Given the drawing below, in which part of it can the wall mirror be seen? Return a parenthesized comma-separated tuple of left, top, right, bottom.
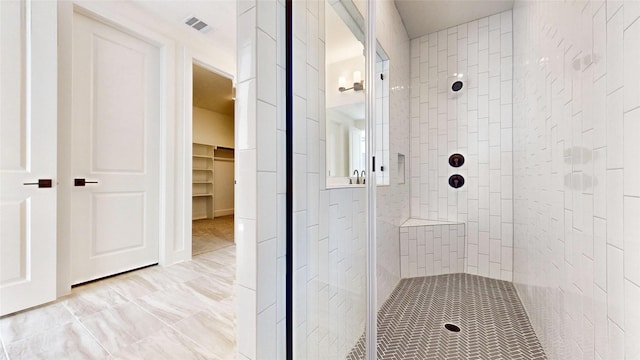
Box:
(325, 0, 389, 187)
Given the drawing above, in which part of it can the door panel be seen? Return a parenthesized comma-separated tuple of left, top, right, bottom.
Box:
(92, 192, 145, 255)
(70, 12, 160, 285)
(92, 35, 146, 173)
(0, 0, 57, 316)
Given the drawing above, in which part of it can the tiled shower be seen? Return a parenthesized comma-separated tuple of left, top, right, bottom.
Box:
(409, 11, 515, 281)
(235, 0, 640, 359)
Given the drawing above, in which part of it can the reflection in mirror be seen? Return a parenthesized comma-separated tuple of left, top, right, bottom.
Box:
(325, 0, 389, 187)
(325, 0, 365, 185)
(327, 103, 365, 178)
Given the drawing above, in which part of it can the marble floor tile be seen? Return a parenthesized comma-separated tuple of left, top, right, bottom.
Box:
(192, 216, 234, 256)
(80, 302, 167, 354)
(172, 310, 235, 359)
(110, 328, 218, 360)
(0, 302, 75, 344)
(61, 282, 129, 319)
(184, 275, 234, 303)
(0, 245, 236, 360)
(5, 321, 108, 359)
(135, 263, 203, 291)
(174, 256, 226, 276)
(102, 272, 162, 301)
(133, 284, 211, 325)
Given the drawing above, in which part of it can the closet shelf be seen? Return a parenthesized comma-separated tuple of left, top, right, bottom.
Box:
(192, 142, 235, 220)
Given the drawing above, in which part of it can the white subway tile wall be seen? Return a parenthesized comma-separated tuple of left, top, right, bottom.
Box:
(293, 0, 368, 358)
(370, 0, 412, 313)
(399, 223, 466, 278)
(288, 0, 409, 359)
(294, 0, 411, 358)
(513, 1, 640, 359)
(235, 0, 284, 359)
(409, 11, 514, 282)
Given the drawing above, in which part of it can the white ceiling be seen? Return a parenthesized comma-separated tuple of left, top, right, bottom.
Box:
(394, 0, 514, 39)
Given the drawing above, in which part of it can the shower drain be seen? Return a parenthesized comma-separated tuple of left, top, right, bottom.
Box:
(444, 323, 461, 332)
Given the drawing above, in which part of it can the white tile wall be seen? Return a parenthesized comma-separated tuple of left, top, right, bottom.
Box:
(409, 11, 514, 282)
(292, 0, 411, 358)
(400, 222, 465, 278)
(292, 1, 369, 358)
(235, 0, 284, 358)
(513, 1, 640, 359)
(239, 0, 410, 357)
(369, 0, 412, 312)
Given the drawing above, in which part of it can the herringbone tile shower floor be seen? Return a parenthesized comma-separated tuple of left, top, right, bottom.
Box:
(347, 273, 546, 360)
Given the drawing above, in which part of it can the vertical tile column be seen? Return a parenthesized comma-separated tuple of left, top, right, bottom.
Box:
(236, 0, 283, 359)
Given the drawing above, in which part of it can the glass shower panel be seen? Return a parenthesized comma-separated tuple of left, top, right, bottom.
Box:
(290, 0, 372, 358)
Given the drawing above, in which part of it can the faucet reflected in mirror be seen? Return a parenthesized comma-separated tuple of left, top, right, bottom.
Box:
(350, 169, 366, 184)
(351, 170, 359, 184)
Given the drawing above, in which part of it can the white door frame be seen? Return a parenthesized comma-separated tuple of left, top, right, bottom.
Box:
(57, 1, 178, 296)
(179, 49, 236, 259)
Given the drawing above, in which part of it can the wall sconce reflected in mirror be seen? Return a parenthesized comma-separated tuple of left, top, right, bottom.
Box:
(338, 71, 364, 92)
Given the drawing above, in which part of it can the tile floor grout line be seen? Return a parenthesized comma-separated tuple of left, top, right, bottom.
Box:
(0, 221, 236, 359)
(70, 306, 114, 359)
(346, 273, 547, 359)
(0, 334, 9, 360)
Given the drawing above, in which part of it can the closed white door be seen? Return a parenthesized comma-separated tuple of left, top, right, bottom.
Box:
(0, 0, 58, 316)
(69, 12, 160, 285)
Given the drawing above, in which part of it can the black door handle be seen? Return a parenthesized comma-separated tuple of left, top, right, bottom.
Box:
(74, 178, 99, 186)
(23, 179, 53, 188)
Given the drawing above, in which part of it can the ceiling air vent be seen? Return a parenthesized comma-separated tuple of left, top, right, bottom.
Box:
(184, 16, 211, 33)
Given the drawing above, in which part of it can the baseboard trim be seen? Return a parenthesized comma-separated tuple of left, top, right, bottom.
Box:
(214, 209, 234, 217)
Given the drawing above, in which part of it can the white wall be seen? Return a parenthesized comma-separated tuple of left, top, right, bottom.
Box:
(192, 106, 234, 148)
(369, 0, 412, 311)
(513, 1, 640, 359)
(409, 11, 514, 282)
(237, 0, 407, 357)
(213, 159, 234, 216)
(291, 0, 368, 357)
(290, 0, 412, 357)
(235, 0, 284, 358)
(56, 0, 235, 295)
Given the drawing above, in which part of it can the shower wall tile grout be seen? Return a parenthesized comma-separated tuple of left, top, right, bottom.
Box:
(513, 0, 640, 359)
(409, 10, 514, 282)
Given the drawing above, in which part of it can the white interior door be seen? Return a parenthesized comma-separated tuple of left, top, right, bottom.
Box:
(0, 0, 58, 316)
(70, 11, 160, 285)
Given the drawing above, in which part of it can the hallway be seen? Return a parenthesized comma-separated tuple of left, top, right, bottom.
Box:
(0, 246, 236, 359)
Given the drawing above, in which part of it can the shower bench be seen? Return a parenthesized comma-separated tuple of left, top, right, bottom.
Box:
(399, 219, 466, 278)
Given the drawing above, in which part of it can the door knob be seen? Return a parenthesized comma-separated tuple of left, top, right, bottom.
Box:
(23, 179, 53, 188)
(74, 178, 98, 187)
